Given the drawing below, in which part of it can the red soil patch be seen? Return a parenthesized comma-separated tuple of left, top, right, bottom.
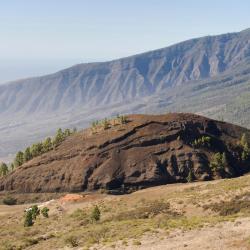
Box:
(59, 194, 84, 203)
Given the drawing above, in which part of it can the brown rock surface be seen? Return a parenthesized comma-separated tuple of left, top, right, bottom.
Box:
(1, 113, 250, 193)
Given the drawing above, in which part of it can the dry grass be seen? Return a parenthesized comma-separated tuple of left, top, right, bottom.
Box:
(1, 175, 250, 249)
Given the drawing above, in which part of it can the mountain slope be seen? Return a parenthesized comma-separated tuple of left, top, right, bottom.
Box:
(1, 113, 250, 193)
(1, 29, 250, 159)
(0, 29, 250, 115)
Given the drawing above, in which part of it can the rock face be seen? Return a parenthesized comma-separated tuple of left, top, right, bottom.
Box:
(1, 113, 250, 193)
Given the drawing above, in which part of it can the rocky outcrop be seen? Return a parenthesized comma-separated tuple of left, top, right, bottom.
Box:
(1, 113, 250, 193)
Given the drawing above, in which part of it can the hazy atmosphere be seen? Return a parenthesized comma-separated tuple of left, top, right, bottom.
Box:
(1, 0, 250, 83)
(1, 2, 250, 250)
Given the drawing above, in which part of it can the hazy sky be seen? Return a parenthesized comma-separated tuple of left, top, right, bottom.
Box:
(0, 0, 249, 83)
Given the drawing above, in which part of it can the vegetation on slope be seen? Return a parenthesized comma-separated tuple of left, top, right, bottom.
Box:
(0, 127, 77, 177)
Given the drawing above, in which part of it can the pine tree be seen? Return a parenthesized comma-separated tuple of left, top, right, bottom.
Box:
(53, 128, 64, 146)
(43, 137, 53, 152)
(0, 162, 8, 176)
(14, 151, 24, 167)
(24, 147, 32, 162)
(30, 142, 43, 157)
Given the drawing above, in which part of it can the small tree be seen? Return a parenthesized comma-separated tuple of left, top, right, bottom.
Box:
(14, 151, 24, 167)
(53, 128, 65, 146)
(31, 205, 40, 220)
(43, 137, 53, 152)
(91, 205, 101, 222)
(30, 142, 43, 157)
(24, 147, 32, 162)
(41, 207, 49, 218)
(24, 210, 33, 227)
(0, 162, 9, 176)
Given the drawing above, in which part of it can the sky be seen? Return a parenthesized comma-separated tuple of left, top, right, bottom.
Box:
(0, 0, 250, 83)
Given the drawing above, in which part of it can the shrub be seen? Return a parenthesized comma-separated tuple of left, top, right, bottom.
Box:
(91, 205, 101, 222)
(3, 196, 17, 205)
(41, 207, 49, 218)
(24, 210, 34, 227)
(192, 136, 211, 148)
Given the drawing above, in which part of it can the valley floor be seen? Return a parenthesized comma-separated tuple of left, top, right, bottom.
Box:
(1, 176, 250, 250)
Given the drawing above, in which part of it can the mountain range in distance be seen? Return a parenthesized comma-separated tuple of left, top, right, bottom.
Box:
(1, 28, 250, 160)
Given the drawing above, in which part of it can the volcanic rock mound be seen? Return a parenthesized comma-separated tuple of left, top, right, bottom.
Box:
(1, 113, 250, 193)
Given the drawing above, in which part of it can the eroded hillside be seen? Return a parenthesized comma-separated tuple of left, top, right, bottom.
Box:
(1, 113, 250, 193)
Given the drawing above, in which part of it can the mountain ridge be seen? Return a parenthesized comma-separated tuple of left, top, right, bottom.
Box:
(1, 29, 250, 115)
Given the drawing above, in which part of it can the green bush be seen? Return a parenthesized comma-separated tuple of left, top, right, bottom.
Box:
(3, 196, 17, 205)
(41, 207, 49, 218)
(24, 210, 34, 227)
